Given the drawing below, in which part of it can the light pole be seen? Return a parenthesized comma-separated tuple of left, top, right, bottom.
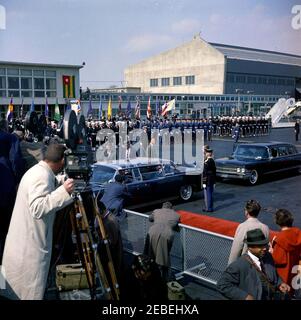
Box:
(235, 89, 243, 115)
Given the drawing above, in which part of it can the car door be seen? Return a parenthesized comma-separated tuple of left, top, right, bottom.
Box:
(162, 163, 183, 197)
(275, 145, 289, 172)
(286, 144, 300, 169)
(122, 167, 146, 205)
(268, 146, 282, 173)
(139, 165, 166, 202)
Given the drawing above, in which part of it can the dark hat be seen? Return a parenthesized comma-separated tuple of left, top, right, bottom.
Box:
(244, 229, 269, 246)
(205, 148, 213, 153)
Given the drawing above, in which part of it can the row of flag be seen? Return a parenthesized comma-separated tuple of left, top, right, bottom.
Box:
(6, 96, 61, 122)
(5, 96, 176, 122)
(84, 95, 175, 120)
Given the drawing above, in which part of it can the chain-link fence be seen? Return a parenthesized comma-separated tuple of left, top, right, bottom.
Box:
(122, 209, 234, 285)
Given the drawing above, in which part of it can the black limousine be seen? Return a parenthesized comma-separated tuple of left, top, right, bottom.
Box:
(90, 157, 202, 207)
(215, 143, 301, 185)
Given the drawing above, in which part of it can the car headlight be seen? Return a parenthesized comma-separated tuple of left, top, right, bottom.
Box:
(241, 168, 246, 173)
(236, 168, 241, 173)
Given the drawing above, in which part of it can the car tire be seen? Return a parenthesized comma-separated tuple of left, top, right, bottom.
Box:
(179, 185, 193, 201)
(249, 170, 259, 185)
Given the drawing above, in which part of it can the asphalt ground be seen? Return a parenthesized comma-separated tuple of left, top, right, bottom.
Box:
(137, 126, 301, 230)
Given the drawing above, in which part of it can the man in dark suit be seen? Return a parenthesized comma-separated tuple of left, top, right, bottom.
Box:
(217, 229, 290, 300)
(294, 120, 300, 142)
(100, 174, 131, 221)
(202, 148, 216, 212)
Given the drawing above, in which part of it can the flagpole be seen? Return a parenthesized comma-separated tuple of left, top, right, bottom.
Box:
(20, 96, 24, 119)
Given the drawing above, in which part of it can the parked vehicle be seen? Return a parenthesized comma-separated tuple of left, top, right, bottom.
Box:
(90, 157, 202, 206)
(215, 143, 301, 185)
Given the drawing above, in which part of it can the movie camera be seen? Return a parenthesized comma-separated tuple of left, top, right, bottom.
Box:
(24, 111, 48, 142)
(62, 109, 93, 181)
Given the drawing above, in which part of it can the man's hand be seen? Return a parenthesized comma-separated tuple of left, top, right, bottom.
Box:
(278, 282, 290, 293)
(63, 178, 74, 194)
(245, 294, 255, 300)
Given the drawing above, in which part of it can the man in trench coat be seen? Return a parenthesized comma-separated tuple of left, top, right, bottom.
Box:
(144, 202, 180, 281)
(1, 143, 74, 300)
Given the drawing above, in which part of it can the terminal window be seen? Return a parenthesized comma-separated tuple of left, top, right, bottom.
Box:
(185, 75, 195, 85)
(150, 78, 158, 87)
(173, 76, 182, 86)
(161, 78, 170, 86)
(0, 76, 6, 89)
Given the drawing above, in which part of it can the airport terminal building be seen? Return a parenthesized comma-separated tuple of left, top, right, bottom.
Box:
(0, 61, 82, 119)
(80, 35, 301, 119)
(124, 35, 301, 98)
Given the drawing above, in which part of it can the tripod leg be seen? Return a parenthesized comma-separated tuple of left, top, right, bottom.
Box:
(69, 204, 95, 298)
(92, 199, 120, 300)
(76, 195, 114, 300)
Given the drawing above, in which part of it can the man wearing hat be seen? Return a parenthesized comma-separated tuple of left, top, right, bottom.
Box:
(217, 229, 290, 300)
(202, 147, 216, 212)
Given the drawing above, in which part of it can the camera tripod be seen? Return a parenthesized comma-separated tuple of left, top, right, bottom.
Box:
(69, 191, 120, 300)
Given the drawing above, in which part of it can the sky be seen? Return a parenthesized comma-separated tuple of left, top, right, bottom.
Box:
(0, 0, 300, 88)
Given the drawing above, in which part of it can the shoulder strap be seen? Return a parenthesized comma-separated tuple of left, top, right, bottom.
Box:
(243, 255, 276, 294)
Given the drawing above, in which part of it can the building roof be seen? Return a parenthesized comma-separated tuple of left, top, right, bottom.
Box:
(210, 43, 301, 67)
(0, 61, 83, 69)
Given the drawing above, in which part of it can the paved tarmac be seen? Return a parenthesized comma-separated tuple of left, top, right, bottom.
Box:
(140, 126, 301, 230)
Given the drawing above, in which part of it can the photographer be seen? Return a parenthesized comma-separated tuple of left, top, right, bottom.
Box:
(1, 143, 74, 300)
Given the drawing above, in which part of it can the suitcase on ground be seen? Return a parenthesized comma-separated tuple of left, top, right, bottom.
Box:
(167, 281, 186, 300)
(56, 264, 89, 291)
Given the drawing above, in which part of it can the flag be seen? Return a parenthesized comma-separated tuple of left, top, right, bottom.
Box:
(45, 95, 49, 117)
(87, 95, 93, 118)
(146, 96, 152, 119)
(118, 96, 122, 115)
(135, 97, 140, 119)
(98, 98, 103, 120)
(161, 99, 175, 117)
(6, 97, 13, 122)
(126, 100, 131, 118)
(107, 97, 112, 120)
(155, 98, 160, 116)
(30, 98, 35, 112)
(54, 98, 61, 122)
(62, 75, 75, 98)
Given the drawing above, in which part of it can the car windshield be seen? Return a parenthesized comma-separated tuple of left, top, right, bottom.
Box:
(91, 166, 116, 184)
(234, 146, 269, 159)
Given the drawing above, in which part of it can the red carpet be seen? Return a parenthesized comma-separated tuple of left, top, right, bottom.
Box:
(178, 210, 278, 240)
